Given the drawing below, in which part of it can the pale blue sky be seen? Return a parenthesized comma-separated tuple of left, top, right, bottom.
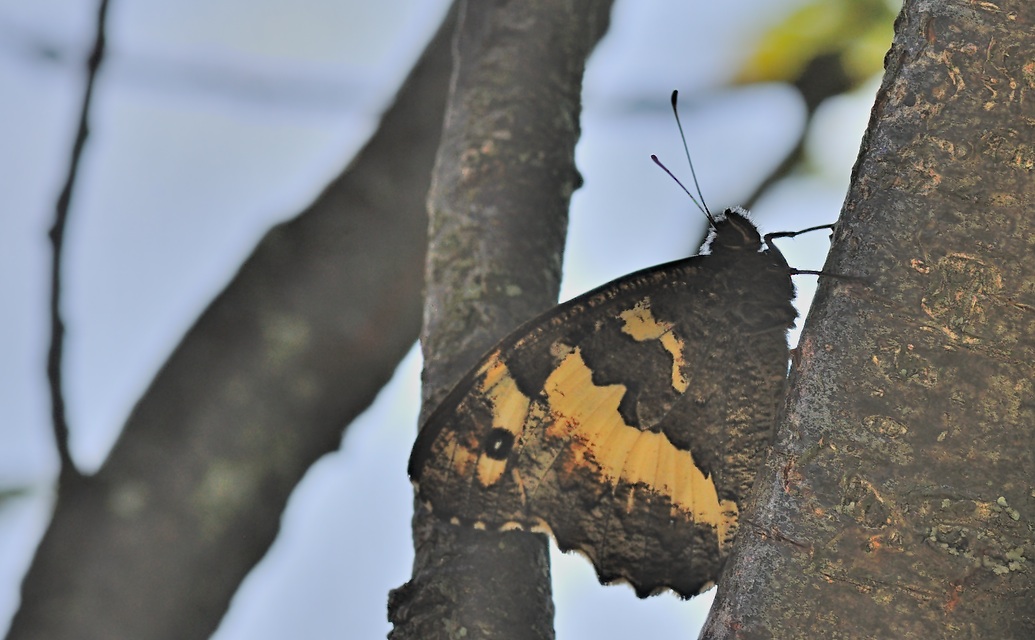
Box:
(0, 1, 873, 637)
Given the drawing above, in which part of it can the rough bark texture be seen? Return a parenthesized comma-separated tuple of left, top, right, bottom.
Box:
(7, 6, 455, 639)
(704, 0, 1035, 637)
(389, 1, 613, 638)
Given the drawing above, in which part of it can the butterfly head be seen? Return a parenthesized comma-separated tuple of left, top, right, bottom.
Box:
(705, 208, 763, 254)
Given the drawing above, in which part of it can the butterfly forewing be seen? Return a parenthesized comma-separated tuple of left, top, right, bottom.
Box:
(409, 210, 797, 598)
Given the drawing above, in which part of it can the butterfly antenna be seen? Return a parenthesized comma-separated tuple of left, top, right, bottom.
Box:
(670, 90, 712, 219)
(650, 155, 716, 226)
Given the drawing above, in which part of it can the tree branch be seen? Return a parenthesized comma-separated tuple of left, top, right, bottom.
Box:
(8, 4, 455, 639)
(47, 0, 110, 483)
(389, 1, 613, 638)
(704, 0, 1035, 635)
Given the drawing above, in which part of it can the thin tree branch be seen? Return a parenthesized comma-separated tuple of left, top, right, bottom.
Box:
(47, 0, 111, 483)
(742, 52, 854, 211)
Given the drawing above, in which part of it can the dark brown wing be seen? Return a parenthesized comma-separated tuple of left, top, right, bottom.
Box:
(409, 212, 796, 598)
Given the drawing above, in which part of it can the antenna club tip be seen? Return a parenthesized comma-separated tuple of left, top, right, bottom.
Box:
(670, 90, 678, 106)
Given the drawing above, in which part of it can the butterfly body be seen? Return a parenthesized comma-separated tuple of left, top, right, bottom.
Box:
(409, 209, 797, 598)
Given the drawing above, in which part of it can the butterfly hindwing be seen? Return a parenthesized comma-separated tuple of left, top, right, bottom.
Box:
(409, 210, 798, 598)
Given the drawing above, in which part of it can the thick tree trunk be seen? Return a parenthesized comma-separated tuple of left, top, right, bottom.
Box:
(7, 6, 455, 639)
(389, 1, 613, 638)
(704, 0, 1035, 637)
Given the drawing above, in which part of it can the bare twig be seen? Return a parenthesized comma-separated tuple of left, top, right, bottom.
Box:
(47, 0, 111, 482)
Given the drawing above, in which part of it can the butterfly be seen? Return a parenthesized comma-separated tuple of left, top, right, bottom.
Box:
(408, 202, 821, 597)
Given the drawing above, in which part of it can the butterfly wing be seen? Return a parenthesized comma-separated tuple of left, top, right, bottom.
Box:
(409, 242, 796, 598)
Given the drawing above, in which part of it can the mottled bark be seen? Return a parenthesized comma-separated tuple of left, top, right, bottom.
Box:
(704, 0, 1035, 637)
(389, 1, 613, 638)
